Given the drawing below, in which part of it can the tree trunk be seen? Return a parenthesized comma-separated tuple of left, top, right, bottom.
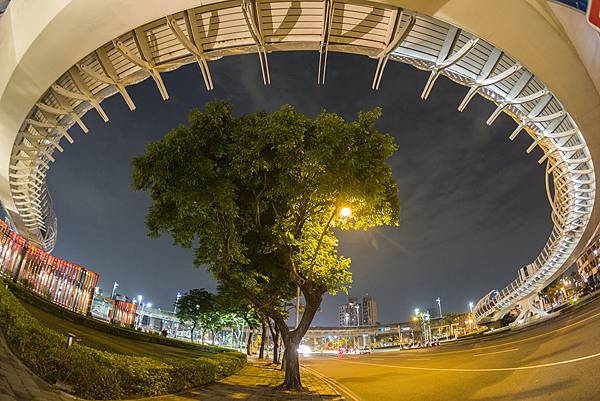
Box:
(267, 318, 280, 364)
(280, 341, 286, 371)
(259, 318, 267, 359)
(246, 330, 253, 355)
(191, 324, 196, 343)
(279, 336, 302, 389)
(273, 325, 280, 364)
(274, 291, 322, 391)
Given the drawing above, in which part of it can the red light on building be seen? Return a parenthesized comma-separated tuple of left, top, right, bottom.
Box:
(588, 0, 600, 32)
(0, 220, 99, 315)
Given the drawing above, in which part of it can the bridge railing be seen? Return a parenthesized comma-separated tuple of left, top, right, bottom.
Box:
(474, 225, 581, 322)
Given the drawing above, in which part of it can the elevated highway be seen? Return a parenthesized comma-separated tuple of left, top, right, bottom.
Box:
(0, 0, 599, 321)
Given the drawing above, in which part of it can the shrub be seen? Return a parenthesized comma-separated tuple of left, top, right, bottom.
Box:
(7, 281, 232, 354)
(0, 280, 246, 399)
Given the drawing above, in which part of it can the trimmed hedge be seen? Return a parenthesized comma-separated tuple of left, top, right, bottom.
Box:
(8, 282, 232, 354)
(0, 281, 246, 399)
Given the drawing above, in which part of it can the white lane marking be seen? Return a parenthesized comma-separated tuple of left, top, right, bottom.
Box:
(428, 305, 600, 356)
(474, 348, 518, 357)
(342, 351, 600, 372)
(302, 365, 362, 401)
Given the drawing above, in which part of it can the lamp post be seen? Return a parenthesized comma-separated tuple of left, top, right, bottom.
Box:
(413, 308, 424, 342)
(111, 281, 119, 299)
(134, 295, 143, 329)
(436, 297, 442, 318)
(468, 301, 474, 332)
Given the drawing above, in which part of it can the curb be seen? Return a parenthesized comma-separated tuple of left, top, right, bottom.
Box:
(301, 364, 360, 401)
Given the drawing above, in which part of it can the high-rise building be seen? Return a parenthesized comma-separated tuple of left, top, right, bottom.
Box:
(338, 296, 361, 326)
(362, 294, 378, 326)
(339, 294, 378, 326)
(576, 234, 600, 288)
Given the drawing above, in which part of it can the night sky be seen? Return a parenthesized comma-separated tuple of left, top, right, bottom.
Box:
(46, 51, 551, 326)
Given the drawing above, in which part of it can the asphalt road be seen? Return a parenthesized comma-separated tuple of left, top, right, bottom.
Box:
(301, 297, 600, 401)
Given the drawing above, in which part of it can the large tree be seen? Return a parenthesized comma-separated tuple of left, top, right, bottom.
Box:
(133, 101, 400, 389)
(175, 288, 215, 343)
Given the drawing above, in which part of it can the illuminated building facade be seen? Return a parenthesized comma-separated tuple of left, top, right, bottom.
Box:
(90, 295, 137, 326)
(112, 299, 137, 326)
(0, 219, 98, 314)
(576, 235, 600, 289)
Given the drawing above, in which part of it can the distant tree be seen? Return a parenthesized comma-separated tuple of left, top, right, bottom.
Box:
(217, 284, 263, 356)
(175, 289, 215, 343)
(133, 101, 400, 390)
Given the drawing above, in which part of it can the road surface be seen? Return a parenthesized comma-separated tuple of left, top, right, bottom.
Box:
(302, 297, 600, 401)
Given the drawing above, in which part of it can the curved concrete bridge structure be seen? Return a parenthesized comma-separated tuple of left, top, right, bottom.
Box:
(1, 0, 599, 322)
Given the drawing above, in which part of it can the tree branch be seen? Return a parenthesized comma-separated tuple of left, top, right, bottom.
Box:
(306, 206, 338, 273)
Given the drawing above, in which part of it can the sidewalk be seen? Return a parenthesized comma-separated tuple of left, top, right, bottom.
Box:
(0, 330, 70, 401)
(136, 361, 343, 401)
(0, 330, 342, 401)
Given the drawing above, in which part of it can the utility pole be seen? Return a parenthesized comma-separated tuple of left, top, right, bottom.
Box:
(111, 282, 119, 299)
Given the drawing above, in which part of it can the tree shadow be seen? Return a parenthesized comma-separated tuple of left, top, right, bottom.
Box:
(515, 340, 584, 365)
(470, 379, 575, 401)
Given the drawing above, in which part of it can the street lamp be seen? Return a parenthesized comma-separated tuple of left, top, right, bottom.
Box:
(423, 312, 431, 342)
(436, 297, 442, 318)
(467, 302, 475, 333)
(339, 207, 352, 218)
(355, 303, 360, 327)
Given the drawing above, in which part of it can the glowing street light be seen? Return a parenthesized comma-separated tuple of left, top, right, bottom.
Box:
(339, 207, 352, 218)
(467, 302, 475, 333)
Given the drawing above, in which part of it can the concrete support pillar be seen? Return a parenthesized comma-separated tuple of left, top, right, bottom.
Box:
(512, 293, 549, 326)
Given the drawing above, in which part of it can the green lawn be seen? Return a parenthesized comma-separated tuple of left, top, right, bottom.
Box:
(20, 301, 211, 362)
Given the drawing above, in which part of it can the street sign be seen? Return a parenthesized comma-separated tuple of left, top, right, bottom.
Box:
(588, 0, 600, 32)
